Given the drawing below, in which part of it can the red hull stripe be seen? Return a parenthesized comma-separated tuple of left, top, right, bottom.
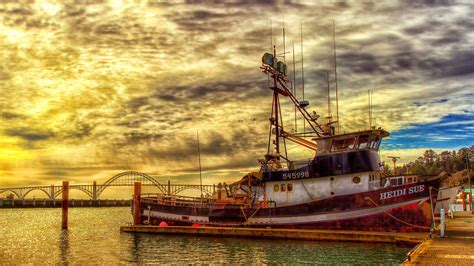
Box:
(247, 197, 428, 225)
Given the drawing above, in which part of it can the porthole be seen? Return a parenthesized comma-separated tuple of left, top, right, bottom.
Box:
(330, 191, 335, 196)
(352, 176, 361, 184)
(273, 184, 279, 192)
(281, 184, 286, 192)
(330, 177, 334, 181)
(287, 183, 293, 191)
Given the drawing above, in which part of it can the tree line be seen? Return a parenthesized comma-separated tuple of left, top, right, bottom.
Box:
(383, 146, 474, 177)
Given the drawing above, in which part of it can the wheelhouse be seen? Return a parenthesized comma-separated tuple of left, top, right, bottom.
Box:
(313, 129, 389, 156)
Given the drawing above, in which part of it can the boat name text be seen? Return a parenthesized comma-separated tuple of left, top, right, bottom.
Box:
(379, 185, 425, 200)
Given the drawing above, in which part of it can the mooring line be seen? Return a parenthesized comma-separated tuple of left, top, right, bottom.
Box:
(364, 196, 431, 230)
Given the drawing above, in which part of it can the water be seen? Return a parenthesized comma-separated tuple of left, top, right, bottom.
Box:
(0, 208, 411, 264)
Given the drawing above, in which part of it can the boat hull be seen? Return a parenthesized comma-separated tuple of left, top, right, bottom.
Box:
(138, 177, 441, 232)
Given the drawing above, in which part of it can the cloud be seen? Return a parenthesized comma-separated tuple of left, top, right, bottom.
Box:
(0, 1, 473, 186)
(5, 128, 55, 142)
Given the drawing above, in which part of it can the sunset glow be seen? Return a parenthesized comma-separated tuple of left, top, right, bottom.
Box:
(0, 1, 472, 187)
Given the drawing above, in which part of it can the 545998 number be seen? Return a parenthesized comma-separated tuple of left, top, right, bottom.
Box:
(282, 171, 309, 180)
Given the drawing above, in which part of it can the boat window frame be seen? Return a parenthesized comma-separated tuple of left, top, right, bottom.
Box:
(357, 134, 370, 149)
(331, 137, 357, 152)
(273, 184, 279, 192)
(369, 135, 381, 149)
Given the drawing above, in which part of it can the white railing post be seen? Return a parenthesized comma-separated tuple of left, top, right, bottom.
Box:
(440, 208, 446, 237)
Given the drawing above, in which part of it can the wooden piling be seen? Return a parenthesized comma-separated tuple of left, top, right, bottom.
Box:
(133, 182, 141, 225)
(62, 181, 69, 229)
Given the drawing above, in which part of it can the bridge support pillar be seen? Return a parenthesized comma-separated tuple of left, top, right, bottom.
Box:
(50, 185, 55, 200)
(92, 181, 97, 200)
(167, 180, 171, 195)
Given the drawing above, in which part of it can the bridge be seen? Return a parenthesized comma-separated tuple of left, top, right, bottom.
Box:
(0, 171, 216, 200)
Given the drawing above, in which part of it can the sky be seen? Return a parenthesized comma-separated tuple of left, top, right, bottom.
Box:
(0, 0, 473, 191)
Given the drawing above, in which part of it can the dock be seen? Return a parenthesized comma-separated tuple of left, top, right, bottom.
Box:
(121, 212, 474, 263)
(404, 212, 474, 265)
(120, 225, 427, 245)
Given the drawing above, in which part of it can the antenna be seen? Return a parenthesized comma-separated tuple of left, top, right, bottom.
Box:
(388, 156, 400, 175)
(371, 90, 374, 128)
(268, 19, 273, 89)
(333, 20, 340, 134)
(282, 19, 286, 63)
(327, 71, 332, 123)
(368, 89, 371, 129)
(270, 19, 273, 49)
(197, 131, 203, 199)
(300, 22, 305, 135)
(292, 42, 297, 133)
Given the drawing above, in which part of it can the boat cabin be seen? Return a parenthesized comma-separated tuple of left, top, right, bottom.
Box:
(313, 129, 389, 156)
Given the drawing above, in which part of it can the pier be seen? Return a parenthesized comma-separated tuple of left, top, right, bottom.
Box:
(404, 211, 474, 265)
(121, 211, 474, 264)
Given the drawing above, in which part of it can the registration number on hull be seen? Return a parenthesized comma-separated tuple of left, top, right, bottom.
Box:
(282, 170, 310, 180)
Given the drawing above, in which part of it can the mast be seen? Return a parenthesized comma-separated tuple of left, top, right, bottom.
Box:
(368, 89, 372, 129)
(292, 42, 297, 133)
(327, 71, 332, 124)
(300, 22, 305, 136)
(273, 45, 280, 159)
(282, 20, 286, 63)
(197, 131, 203, 199)
(333, 20, 340, 134)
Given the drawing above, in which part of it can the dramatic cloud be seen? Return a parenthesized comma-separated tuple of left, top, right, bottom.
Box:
(0, 1, 472, 187)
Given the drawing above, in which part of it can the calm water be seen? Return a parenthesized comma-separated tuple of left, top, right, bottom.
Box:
(0, 208, 411, 264)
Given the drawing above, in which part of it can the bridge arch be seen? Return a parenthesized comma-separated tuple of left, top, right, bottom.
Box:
(0, 189, 22, 199)
(54, 186, 93, 199)
(22, 188, 51, 199)
(96, 171, 167, 198)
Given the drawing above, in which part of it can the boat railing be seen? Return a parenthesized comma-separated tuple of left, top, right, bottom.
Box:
(140, 193, 250, 208)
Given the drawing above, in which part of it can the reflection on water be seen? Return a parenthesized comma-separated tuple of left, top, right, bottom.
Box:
(59, 230, 70, 264)
(0, 208, 411, 264)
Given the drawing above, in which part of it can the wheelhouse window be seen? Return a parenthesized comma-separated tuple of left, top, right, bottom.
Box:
(331, 137, 356, 151)
(390, 179, 398, 186)
(273, 184, 279, 192)
(287, 183, 293, 191)
(370, 136, 381, 149)
(358, 135, 370, 149)
(280, 184, 286, 192)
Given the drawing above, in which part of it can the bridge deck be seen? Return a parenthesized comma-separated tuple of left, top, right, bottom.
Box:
(0, 171, 216, 199)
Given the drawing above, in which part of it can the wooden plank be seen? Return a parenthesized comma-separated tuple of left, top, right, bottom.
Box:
(120, 225, 426, 245)
(404, 212, 474, 265)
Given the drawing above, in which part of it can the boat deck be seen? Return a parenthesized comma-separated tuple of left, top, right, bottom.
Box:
(404, 211, 474, 265)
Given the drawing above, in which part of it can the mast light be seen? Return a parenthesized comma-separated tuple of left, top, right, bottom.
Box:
(299, 100, 309, 108)
(276, 61, 287, 76)
(262, 53, 275, 67)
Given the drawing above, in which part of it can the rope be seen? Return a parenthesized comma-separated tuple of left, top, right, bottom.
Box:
(245, 204, 263, 223)
(365, 196, 431, 230)
(300, 179, 315, 202)
(240, 206, 248, 222)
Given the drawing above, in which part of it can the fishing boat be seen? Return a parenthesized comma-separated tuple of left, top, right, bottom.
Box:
(135, 47, 444, 233)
